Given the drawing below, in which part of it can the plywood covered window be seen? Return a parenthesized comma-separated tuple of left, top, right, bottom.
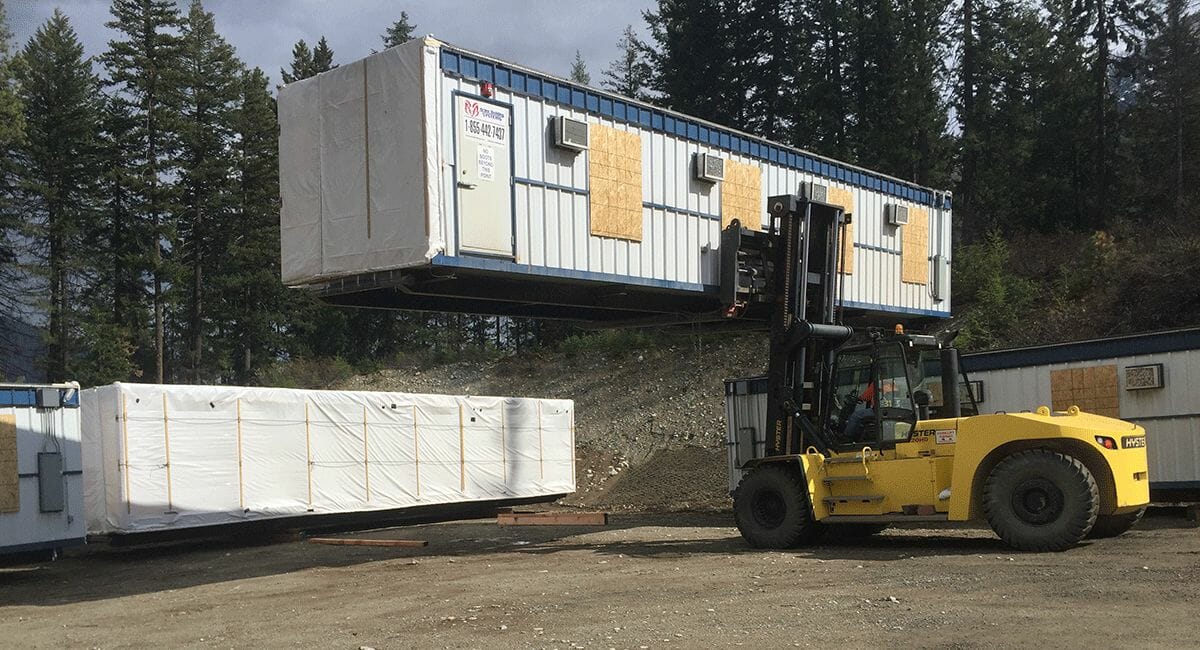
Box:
(588, 125, 643, 241)
(828, 187, 855, 275)
(901, 206, 929, 285)
(0, 415, 17, 513)
(720, 159, 762, 231)
(1050, 365, 1120, 417)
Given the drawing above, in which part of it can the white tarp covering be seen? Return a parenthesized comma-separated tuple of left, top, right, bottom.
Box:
(81, 383, 574, 535)
(278, 37, 443, 285)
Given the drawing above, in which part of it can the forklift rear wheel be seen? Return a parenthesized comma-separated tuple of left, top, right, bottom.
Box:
(983, 449, 1099, 552)
(734, 465, 823, 548)
(1086, 507, 1146, 539)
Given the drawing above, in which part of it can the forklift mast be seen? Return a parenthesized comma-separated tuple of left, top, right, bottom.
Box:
(721, 188, 854, 457)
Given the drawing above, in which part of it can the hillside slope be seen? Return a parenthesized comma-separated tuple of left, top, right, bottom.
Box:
(340, 334, 769, 511)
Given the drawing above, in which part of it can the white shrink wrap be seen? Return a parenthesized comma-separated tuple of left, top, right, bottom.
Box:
(81, 383, 574, 535)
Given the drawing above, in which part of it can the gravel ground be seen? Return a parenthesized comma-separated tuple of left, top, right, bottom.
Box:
(1, 512, 1196, 648)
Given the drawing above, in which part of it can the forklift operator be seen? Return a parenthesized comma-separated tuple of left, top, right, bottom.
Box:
(843, 379, 896, 440)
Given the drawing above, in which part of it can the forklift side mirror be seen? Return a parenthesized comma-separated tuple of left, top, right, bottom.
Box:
(913, 389, 932, 421)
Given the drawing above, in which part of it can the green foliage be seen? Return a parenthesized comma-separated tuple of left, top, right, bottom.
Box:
(569, 50, 590, 85)
(382, 12, 417, 48)
(953, 231, 1038, 350)
(13, 10, 104, 381)
(559, 329, 657, 358)
(601, 25, 653, 99)
(254, 356, 357, 390)
(281, 36, 334, 84)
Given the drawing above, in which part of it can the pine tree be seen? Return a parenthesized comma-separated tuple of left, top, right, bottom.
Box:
(102, 0, 185, 383)
(312, 36, 335, 73)
(13, 10, 104, 381)
(176, 0, 243, 382)
(216, 67, 291, 382)
(280, 39, 313, 84)
(0, 0, 26, 372)
(569, 50, 590, 85)
(644, 0, 748, 126)
(382, 11, 417, 48)
(1124, 0, 1200, 221)
(601, 25, 653, 100)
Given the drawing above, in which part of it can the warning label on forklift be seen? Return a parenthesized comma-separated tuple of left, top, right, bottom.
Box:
(935, 430, 957, 444)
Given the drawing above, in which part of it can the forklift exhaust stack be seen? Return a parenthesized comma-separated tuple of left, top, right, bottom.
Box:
(941, 347, 962, 418)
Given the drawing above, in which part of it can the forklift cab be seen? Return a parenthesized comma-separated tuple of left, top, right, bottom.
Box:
(824, 331, 977, 450)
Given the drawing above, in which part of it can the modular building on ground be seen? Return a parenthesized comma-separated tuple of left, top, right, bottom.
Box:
(81, 383, 575, 535)
(0, 383, 86, 557)
(962, 328, 1200, 499)
(278, 37, 953, 324)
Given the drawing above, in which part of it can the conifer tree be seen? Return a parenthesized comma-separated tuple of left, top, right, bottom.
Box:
(13, 10, 104, 381)
(101, 0, 185, 383)
(0, 0, 25, 373)
(382, 11, 417, 48)
(601, 25, 653, 100)
(280, 39, 313, 84)
(176, 0, 243, 381)
(569, 50, 591, 84)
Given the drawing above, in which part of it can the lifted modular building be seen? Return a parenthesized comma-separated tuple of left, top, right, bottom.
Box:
(278, 37, 953, 324)
(80, 383, 574, 535)
(0, 384, 86, 557)
(962, 328, 1200, 499)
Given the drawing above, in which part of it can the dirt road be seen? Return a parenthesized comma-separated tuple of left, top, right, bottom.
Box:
(2, 512, 1196, 649)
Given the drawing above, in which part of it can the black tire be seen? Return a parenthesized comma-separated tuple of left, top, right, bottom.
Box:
(983, 450, 1099, 552)
(733, 465, 823, 548)
(1087, 507, 1146, 539)
(826, 523, 888, 539)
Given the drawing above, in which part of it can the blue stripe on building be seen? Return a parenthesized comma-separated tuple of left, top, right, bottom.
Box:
(962, 327, 1200, 373)
(440, 47, 951, 210)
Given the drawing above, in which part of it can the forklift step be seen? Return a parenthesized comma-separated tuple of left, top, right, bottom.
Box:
(825, 456, 876, 465)
(822, 475, 871, 484)
(822, 495, 885, 504)
(823, 514, 949, 524)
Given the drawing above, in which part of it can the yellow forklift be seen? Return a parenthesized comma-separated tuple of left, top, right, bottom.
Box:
(721, 190, 1150, 551)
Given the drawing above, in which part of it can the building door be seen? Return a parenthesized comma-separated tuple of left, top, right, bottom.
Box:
(455, 94, 514, 257)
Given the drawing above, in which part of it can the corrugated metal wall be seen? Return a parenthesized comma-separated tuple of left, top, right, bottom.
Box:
(0, 386, 85, 554)
(968, 350, 1200, 486)
(436, 46, 952, 318)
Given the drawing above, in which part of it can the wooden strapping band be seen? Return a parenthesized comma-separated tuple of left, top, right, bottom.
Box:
(458, 403, 466, 493)
(236, 398, 245, 509)
(412, 404, 421, 497)
(500, 405, 507, 485)
(363, 405, 371, 502)
(305, 401, 313, 507)
(121, 392, 131, 514)
(162, 393, 173, 511)
(537, 402, 544, 480)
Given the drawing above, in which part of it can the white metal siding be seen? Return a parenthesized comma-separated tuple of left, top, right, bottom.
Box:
(0, 388, 85, 553)
(437, 50, 951, 317)
(968, 349, 1200, 485)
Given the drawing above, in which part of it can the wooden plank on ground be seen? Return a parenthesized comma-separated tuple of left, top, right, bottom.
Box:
(308, 537, 429, 548)
(497, 511, 608, 526)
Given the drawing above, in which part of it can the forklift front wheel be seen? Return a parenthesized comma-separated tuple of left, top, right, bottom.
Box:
(734, 465, 823, 548)
(983, 449, 1099, 552)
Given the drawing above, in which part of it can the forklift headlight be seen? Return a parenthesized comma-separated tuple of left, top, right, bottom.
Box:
(1094, 435, 1117, 450)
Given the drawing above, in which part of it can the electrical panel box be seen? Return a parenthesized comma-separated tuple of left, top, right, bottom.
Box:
(886, 204, 910, 226)
(36, 388, 60, 409)
(552, 115, 589, 151)
(37, 452, 64, 513)
(695, 153, 725, 182)
(932, 253, 949, 302)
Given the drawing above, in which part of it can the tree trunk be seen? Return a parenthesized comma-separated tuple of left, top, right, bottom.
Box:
(1094, 1, 1109, 226)
(960, 0, 976, 232)
(189, 204, 203, 382)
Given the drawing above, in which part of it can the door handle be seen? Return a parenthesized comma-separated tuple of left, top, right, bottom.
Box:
(457, 181, 477, 190)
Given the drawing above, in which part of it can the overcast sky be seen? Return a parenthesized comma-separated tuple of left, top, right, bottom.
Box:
(8, 0, 656, 87)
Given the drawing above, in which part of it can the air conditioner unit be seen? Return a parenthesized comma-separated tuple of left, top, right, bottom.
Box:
(797, 181, 828, 204)
(885, 204, 910, 226)
(695, 153, 725, 182)
(552, 116, 588, 151)
(1124, 364, 1164, 390)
